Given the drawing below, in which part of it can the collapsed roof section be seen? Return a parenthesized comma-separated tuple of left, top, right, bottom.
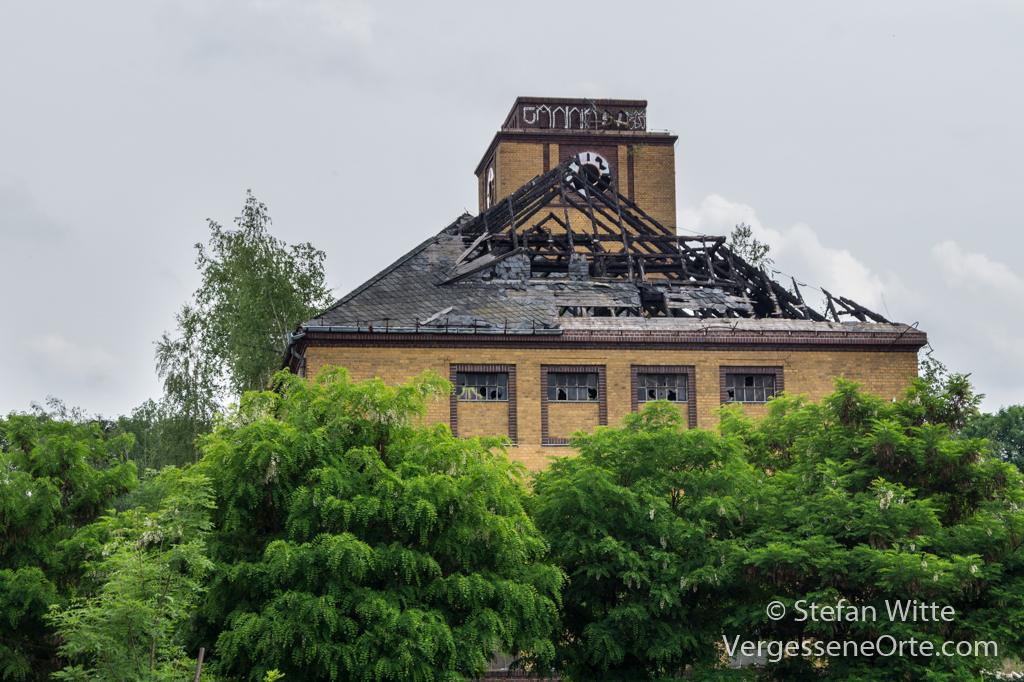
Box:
(436, 157, 887, 324)
(306, 156, 891, 334)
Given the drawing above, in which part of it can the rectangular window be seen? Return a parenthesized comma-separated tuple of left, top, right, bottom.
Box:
(637, 373, 687, 403)
(548, 372, 599, 402)
(631, 366, 696, 429)
(725, 373, 776, 403)
(456, 372, 508, 401)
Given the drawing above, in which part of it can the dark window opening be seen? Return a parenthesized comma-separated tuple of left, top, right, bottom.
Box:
(456, 372, 508, 401)
(638, 373, 687, 402)
(548, 372, 599, 402)
(725, 373, 776, 403)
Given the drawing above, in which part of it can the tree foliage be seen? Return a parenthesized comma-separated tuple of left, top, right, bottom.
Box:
(115, 397, 211, 474)
(157, 190, 333, 406)
(5, 350, 1024, 682)
(47, 467, 215, 682)
(964, 406, 1024, 473)
(194, 368, 564, 682)
(152, 304, 222, 462)
(718, 378, 1024, 681)
(728, 223, 773, 270)
(532, 402, 756, 681)
(0, 405, 137, 680)
(911, 354, 984, 432)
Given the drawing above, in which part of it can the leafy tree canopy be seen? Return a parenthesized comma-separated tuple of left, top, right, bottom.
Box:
(964, 407, 1024, 473)
(719, 379, 1024, 681)
(47, 466, 215, 682)
(912, 353, 984, 432)
(532, 402, 757, 682)
(156, 190, 333, 417)
(728, 223, 773, 271)
(0, 404, 137, 680)
(195, 368, 564, 682)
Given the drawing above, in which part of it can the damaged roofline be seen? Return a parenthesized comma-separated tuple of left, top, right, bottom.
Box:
(298, 325, 563, 335)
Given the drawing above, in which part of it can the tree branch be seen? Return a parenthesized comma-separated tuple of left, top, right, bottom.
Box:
(102, 650, 125, 682)
(152, 570, 175, 672)
(267, 289, 287, 352)
(128, 621, 144, 676)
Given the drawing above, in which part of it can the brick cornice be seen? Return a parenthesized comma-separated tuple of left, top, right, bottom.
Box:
(295, 327, 927, 356)
(475, 130, 677, 176)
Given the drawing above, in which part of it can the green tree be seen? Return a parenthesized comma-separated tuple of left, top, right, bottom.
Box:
(195, 368, 563, 682)
(964, 406, 1024, 472)
(912, 353, 984, 432)
(158, 191, 333, 403)
(116, 396, 212, 474)
(143, 191, 332, 470)
(728, 223, 773, 270)
(531, 402, 756, 681)
(719, 379, 1024, 680)
(47, 466, 215, 682)
(152, 303, 223, 462)
(0, 405, 137, 680)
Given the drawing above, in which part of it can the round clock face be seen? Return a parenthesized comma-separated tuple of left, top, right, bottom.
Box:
(566, 152, 612, 193)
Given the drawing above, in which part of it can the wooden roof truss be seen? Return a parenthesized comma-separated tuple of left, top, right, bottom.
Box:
(448, 158, 889, 323)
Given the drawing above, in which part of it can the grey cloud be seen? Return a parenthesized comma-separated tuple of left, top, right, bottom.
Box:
(158, 0, 376, 77)
(0, 175, 72, 248)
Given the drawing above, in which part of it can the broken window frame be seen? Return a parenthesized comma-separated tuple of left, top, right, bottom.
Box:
(720, 367, 783, 404)
(547, 372, 599, 402)
(541, 365, 608, 446)
(455, 371, 508, 402)
(637, 372, 688, 403)
(631, 365, 697, 428)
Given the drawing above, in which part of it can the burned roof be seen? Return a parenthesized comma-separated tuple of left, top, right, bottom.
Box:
(305, 157, 892, 334)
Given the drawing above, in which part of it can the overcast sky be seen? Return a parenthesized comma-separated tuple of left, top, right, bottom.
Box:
(2, 1, 1023, 417)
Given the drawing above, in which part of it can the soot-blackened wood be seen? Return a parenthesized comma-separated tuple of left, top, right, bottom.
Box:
(512, 188, 561, 229)
(838, 295, 890, 324)
(609, 178, 637, 281)
(616, 192, 674, 235)
(820, 289, 863, 321)
(507, 197, 519, 249)
(560, 189, 620, 239)
(443, 247, 526, 284)
(791, 277, 805, 305)
(558, 178, 575, 251)
(822, 289, 841, 323)
(442, 157, 891, 323)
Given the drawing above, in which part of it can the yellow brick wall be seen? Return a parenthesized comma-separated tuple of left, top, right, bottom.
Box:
(458, 401, 509, 438)
(478, 171, 487, 213)
(618, 145, 628, 191)
(548, 402, 601, 440)
(458, 401, 509, 439)
(305, 345, 918, 471)
(495, 142, 544, 204)
(632, 145, 676, 228)
(478, 139, 676, 242)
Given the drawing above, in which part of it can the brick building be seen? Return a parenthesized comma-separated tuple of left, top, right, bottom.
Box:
(285, 97, 926, 471)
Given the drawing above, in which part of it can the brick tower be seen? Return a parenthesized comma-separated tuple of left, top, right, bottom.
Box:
(475, 97, 677, 229)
